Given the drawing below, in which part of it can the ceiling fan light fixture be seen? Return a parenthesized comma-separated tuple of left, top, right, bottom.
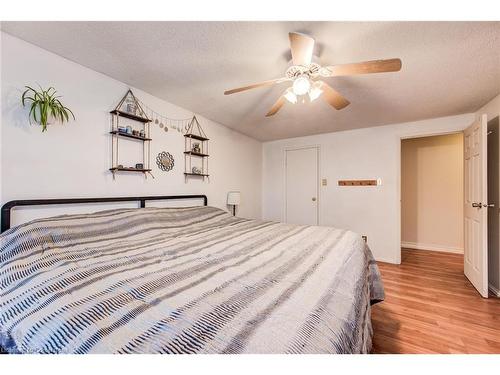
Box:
(308, 82, 323, 102)
(284, 88, 297, 103)
(292, 75, 311, 96)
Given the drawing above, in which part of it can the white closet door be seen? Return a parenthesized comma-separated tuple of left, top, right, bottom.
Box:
(285, 147, 319, 225)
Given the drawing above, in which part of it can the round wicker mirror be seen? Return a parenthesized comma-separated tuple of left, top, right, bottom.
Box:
(156, 151, 174, 171)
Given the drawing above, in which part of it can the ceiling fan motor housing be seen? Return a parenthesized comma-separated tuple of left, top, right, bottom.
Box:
(285, 63, 320, 79)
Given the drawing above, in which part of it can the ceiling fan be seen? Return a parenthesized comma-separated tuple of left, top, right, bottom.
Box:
(224, 32, 402, 117)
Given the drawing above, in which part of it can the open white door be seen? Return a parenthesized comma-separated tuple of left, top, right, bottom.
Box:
(464, 114, 488, 298)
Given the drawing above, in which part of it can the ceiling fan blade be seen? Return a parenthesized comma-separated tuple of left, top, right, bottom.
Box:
(289, 32, 315, 66)
(265, 95, 286, 117)
(324, 58, 402, 77)
(318, 81, 350, 110)
(224, 78, 288, 95)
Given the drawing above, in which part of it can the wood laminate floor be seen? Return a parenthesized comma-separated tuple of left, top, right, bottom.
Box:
(371, 248, 500, 354)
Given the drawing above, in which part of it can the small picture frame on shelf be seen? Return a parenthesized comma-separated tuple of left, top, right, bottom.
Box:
(135, 163, 144, 169)
(192, 142, 201, 153)
(126, 103, 137, 115)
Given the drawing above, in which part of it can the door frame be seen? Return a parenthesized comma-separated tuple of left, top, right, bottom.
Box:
(283, 145, 320, 225)
(397, 130, 464, 265)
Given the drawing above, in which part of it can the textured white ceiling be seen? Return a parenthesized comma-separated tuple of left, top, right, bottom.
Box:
(2, 21, 499, 141)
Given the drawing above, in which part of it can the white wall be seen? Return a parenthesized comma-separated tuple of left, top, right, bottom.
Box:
(476, 94, 500, 123)
(1, 32, 262, 225)
(262, 114, 475, 264)
(401, 133, 464, 253)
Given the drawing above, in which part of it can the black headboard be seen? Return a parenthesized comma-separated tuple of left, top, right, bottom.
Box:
(0, 195, 208, 233)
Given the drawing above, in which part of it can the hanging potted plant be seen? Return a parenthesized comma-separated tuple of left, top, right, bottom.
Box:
(21, 85, 75, 132)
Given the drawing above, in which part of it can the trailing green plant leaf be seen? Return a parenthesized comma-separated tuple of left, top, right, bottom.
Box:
(21, 85, 75, 132)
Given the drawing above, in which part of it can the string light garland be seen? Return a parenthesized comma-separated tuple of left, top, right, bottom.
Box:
(137, 99, 194, 134)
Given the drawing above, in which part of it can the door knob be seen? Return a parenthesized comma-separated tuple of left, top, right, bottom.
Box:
(312, 197, 317, 202)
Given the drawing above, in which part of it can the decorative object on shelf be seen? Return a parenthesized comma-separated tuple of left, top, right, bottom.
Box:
(124, 94, 137, 115)
(192, 142, 201, 153)
(110, 89, 153, 179)
(156, 151, 175, 171)
(21, 85, 75, 132)
(227, 191, 241, 216)
(126, 103, 136, 114)
(126, 103, 136, 115)
(184, 116, 209, 182)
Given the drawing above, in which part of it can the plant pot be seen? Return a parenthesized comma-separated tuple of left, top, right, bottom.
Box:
(35, 114, 57, 131)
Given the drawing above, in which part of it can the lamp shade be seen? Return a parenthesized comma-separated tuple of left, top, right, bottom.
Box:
(227, 191, 241, 205)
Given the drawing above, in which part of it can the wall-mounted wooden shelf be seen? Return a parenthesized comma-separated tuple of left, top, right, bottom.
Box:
(110, 131, 152, 141)
(184, 172, 209, 177)
(338, 179, 378, 186)
(183, 151, 209, 157)
(110, 109, 152, 123)
(110, 167, 152, 173)
(110, 90, 152, 180)
(185, 133, 209, 141)
(184, 116, 209, 182)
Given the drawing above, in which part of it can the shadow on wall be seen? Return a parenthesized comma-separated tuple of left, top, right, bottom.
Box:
(3, 84, 32, 133)
(487, 116, 500, 292)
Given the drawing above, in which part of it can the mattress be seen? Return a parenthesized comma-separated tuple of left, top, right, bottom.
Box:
(0, 206, 384, 354)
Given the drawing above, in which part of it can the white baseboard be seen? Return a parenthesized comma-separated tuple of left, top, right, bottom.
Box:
(401, 241, 463, 254)
(373, 256, 400, 265)
(489, 283, 500, 297)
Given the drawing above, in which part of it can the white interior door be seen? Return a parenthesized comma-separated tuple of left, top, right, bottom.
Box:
(285, 147, 318, 225)
(464, 114, 488, 298)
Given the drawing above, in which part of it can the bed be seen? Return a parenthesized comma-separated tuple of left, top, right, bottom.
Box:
(0, 195, 384, 354)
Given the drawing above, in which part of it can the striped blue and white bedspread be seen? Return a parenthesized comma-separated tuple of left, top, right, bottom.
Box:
(0, 206, 384, 354)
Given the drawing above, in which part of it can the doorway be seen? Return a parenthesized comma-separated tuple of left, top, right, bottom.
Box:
(284, 146, 319, 225)
(400, 118, 499, 298)
(401, 133, 464, 255)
